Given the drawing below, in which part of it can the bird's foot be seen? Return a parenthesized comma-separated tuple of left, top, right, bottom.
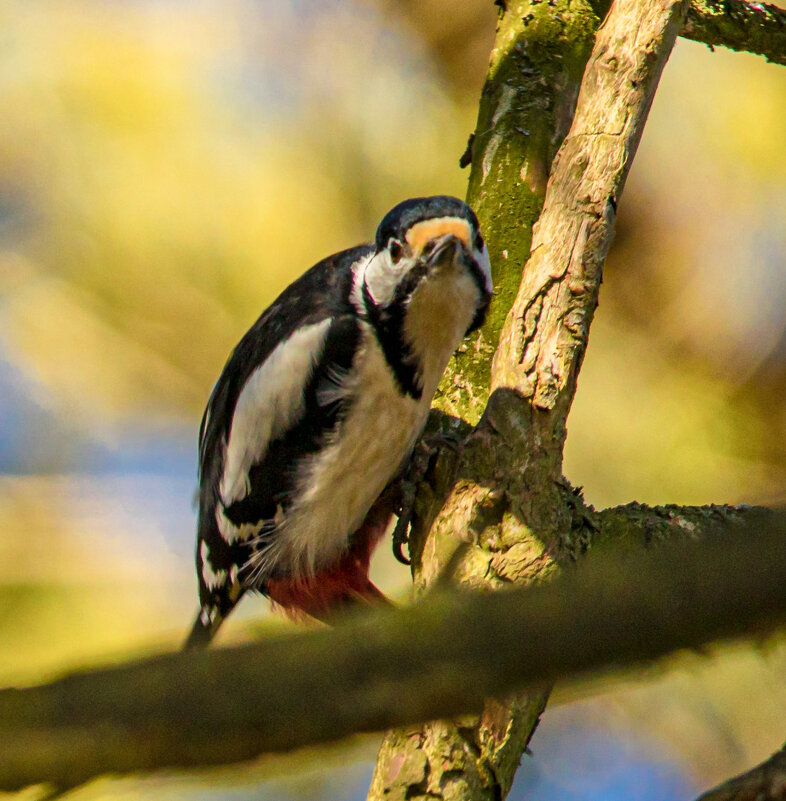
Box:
(391, 477, 415, 565)
(390, 431, 463, 565)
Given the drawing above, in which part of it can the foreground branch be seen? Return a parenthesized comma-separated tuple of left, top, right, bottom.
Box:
(695, 743, 786, 800)
(1, 512, 784, 792)
(683, 0, 786, 65)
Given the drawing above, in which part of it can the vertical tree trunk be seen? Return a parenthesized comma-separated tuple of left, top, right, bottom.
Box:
(368, 0, 688, 797)
(369, 8, 599, 798)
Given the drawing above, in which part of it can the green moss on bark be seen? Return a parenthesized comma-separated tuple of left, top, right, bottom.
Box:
(433, 0, 600, 425)
(683, 0, 786, 64)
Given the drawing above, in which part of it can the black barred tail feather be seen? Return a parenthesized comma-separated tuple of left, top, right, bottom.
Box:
(183, 587, 245, 650)
(183, 608, 219, 650)
(185, 511, 246, 651)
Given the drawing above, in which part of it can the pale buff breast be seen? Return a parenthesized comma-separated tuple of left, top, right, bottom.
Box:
(267, 332, 427, 578)
(254, 264, 481, 580)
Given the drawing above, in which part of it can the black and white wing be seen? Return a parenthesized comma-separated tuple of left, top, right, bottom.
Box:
(194, 244, 371, 622)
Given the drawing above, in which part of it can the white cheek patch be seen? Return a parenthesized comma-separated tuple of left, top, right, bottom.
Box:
(349, 252, 374, 313)
(361, 251, 410, 306)
(478, 242, 493, 294)
(219, 319, 332, 506)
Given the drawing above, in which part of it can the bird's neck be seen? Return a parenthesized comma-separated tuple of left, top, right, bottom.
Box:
(402, 269, 479, 393)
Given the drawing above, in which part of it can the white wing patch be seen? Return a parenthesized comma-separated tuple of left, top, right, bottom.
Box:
(244, 327, 425, 582)
(362, 250, 418, 307)
(219, 318, 332, 507)
(216, 504, 268, 545)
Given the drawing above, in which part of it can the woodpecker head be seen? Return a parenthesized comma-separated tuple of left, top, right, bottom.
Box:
(362, 196, 492, 336)
(355, 196, 493, 400)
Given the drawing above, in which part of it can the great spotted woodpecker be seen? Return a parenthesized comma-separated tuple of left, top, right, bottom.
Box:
(186, 195, 492, 648)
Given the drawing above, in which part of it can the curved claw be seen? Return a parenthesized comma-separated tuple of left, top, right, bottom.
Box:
(391, 513, 411, 565)
(388, 431, 458, 569)
(392, 536, 411, 566)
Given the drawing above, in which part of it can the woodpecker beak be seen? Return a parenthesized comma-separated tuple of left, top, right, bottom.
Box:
(424, 233, 465, 267)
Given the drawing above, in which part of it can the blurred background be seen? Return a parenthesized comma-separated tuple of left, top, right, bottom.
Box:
(0, 0, 784, 798)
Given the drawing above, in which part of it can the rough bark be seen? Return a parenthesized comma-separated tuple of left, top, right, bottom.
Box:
(593, 501, 775, 547)
(1, 509, 784, 793)
(491, 0, 689, 413)
(694, 743, 786, 800)
(368, 0, 691, 797)
(682, 0, 786, 65)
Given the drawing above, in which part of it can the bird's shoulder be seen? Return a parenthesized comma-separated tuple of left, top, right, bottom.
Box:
(198, 243, 372, 483)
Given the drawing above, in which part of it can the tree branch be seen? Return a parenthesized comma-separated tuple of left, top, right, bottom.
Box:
(491, 0, 688, 420)
(593, 502, 768, 547)
(435, 0, 600, 423)
(683, 0, 786, 65)
(694, 742, 786, 800)
(0, 511, 784, 793)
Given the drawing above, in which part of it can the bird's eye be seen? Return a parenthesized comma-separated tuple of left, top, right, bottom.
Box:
(475, 232, 485, 251)
(388, 238, 405, 263)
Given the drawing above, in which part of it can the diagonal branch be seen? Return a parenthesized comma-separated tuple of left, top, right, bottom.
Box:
(694, 742, 786, 800)
(491, 0, 689, 425)
(682, 0, 786, 65)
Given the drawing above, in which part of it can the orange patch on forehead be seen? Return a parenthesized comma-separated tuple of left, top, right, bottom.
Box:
(405, 217, 472, 256)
